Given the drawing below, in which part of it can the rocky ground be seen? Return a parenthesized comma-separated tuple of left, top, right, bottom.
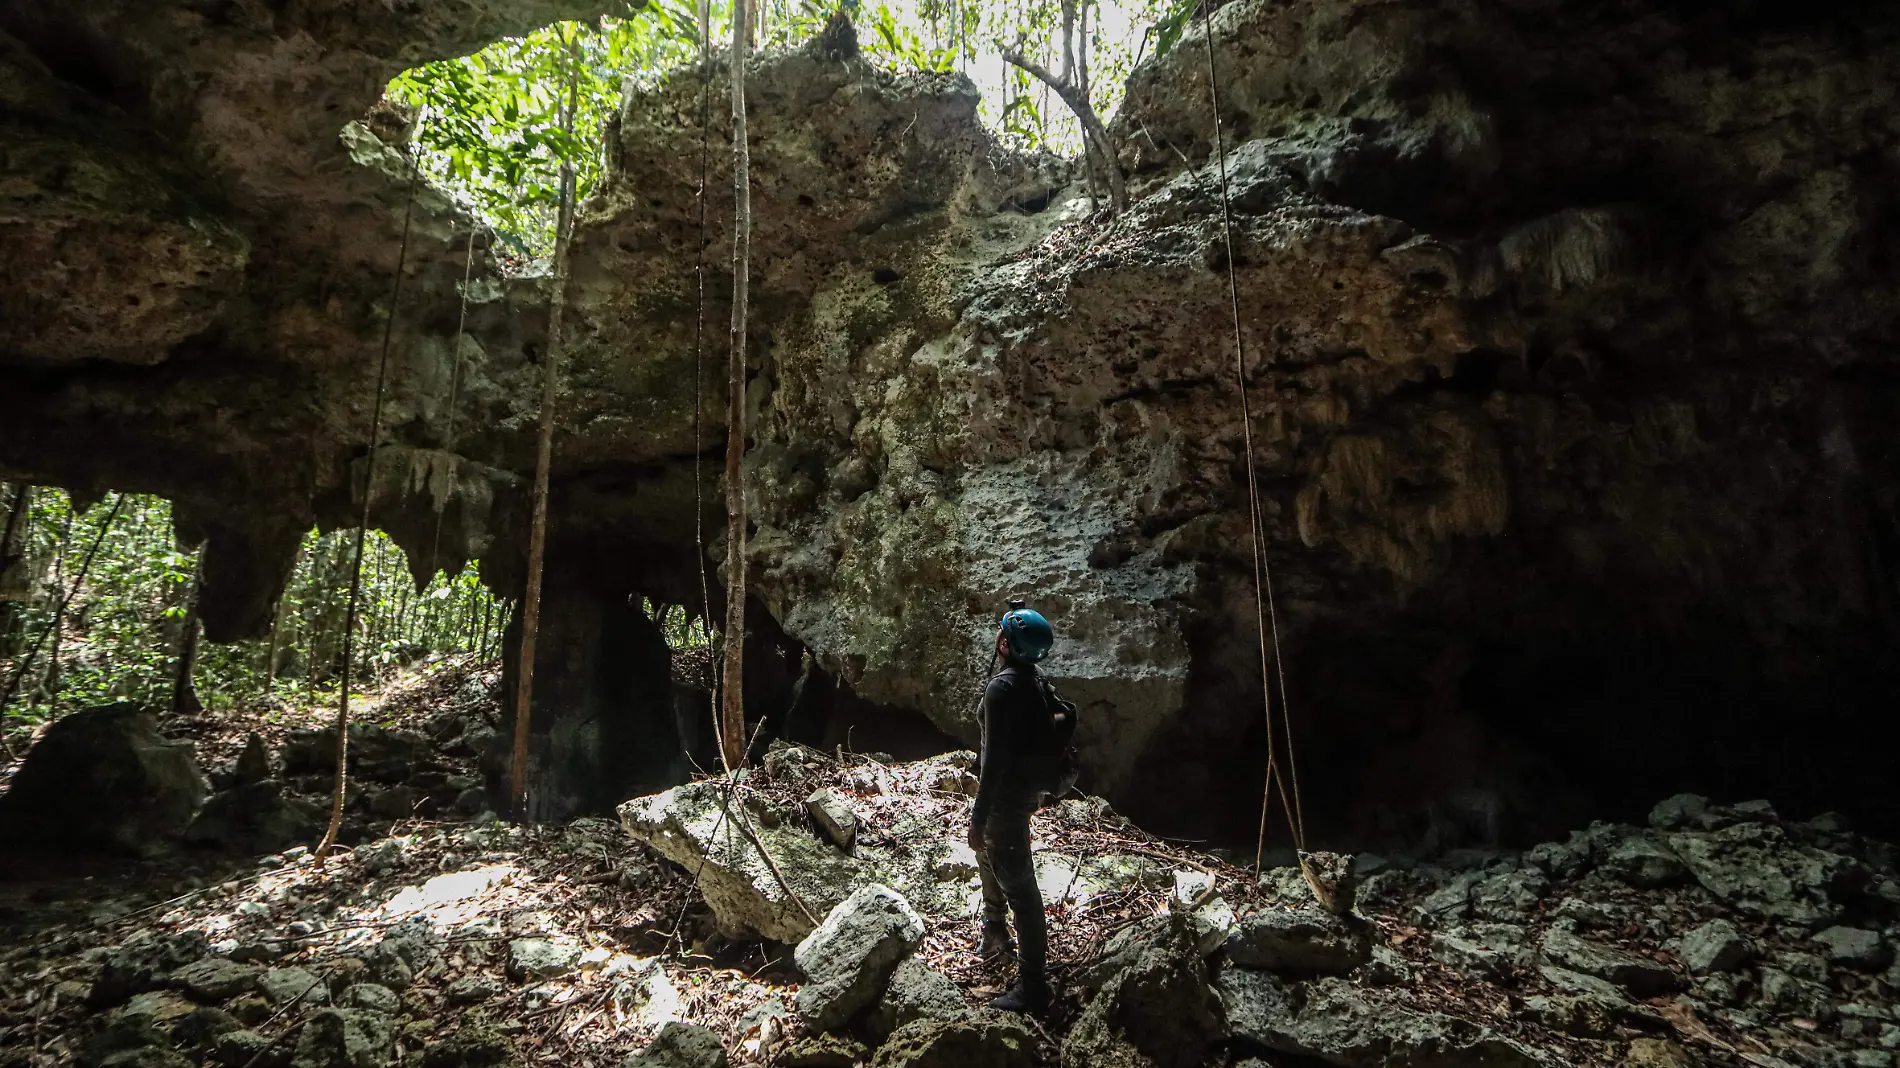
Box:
(0, 659, 1895, 1067)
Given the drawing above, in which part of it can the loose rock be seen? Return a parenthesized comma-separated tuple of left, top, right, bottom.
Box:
(869, 959, 965, 1039)
(258, 967, 329, 1007)
(289, 1008, 393, 1068)
(805, 789, 858, 851)
(872, 1010, 1037, 1068)
(793, 884, 925, 1030)
(1814, 927, 1891, 970)
(622, 1022, 728, 1068)
(1679, 919, 1753, 975)
(1602, 837, 1691, 889)
(507, 937, 583, 981)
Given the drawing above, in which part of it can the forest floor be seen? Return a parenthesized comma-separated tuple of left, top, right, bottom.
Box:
(0, 657, 1895, 1068)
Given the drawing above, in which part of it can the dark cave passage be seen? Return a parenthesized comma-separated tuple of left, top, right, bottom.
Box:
(1126, 600, 1900, 858)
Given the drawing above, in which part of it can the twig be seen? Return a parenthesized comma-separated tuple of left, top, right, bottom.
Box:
(239, 974, 328, 1068)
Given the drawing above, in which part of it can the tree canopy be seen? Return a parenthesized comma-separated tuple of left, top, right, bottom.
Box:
(386, 0, 1197, 256)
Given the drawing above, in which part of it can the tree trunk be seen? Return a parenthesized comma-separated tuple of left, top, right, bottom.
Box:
(170, 553, 205, 717)
(0, 484, 30, 659)
(720, 0, 753, 773)
(263, 543, 298, 698)
(509, 31, 583, 819)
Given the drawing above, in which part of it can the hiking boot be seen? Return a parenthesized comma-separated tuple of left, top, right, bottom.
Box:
(987, 975, 1050, 1014)
(977, 920, 1016, 960)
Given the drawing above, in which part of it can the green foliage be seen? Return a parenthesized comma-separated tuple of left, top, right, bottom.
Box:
(388, 9, 705, 258)
(378, 0, 1195, 241)
(0, 489, 511, 734)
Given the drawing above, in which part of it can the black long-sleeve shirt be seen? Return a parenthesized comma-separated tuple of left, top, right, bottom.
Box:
(972, 666, 1055, 828)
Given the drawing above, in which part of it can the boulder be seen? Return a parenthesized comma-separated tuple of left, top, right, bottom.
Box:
(793, 884, 925, 1030)
(211, 1029, 278, 1067)
(173, 1006, 244, 1050)
(339, 985, 398, 1015)
(1541, 926, 1683, 998)
(1224, 909, 1372, 976)
(869, 959, 966, 1039)
(1468, 868, 1551, 922)
(1077, 913, 1202, 993)
(184, 781, 324, 854)
(871, 1011, 1038, 1068)
(1063, 913, 1222, 1068)
(445, 975, 503, 1006)
(0, 703, 205, 854)
(622, 1023, 728, 1068)
(362, 918, 441, 991)
(1678, 920, 1753, 975)
(1219, 971, 1546, 1068)
(289, 1008, 393, 1068)
(1523, 994, 1619, 1038)
(1668, 824, 1861, 925)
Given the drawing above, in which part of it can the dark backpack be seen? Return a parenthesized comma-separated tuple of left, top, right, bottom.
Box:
(1032, 675, 1081, 803)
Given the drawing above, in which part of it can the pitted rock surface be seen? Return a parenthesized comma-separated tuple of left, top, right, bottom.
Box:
(793, 885, 925, 1032)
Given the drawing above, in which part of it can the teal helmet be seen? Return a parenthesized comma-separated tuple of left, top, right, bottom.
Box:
(999, 607, 1055, 663)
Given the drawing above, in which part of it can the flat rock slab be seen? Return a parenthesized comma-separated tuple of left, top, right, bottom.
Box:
(1541, 927, 1682, 998)
(1219, 970, 1547, 1068)
(794, 885, 925, 1031)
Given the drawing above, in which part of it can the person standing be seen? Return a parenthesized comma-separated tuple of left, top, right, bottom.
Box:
(969, 603, 1071, 1013)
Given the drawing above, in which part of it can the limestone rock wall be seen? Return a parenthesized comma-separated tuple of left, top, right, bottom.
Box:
(1, 0, 1898, 834)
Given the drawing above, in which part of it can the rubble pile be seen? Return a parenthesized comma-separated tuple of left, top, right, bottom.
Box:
(0, 737, 1894, 1067)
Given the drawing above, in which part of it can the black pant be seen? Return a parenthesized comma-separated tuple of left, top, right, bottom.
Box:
(977, 805, 1045, 980)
